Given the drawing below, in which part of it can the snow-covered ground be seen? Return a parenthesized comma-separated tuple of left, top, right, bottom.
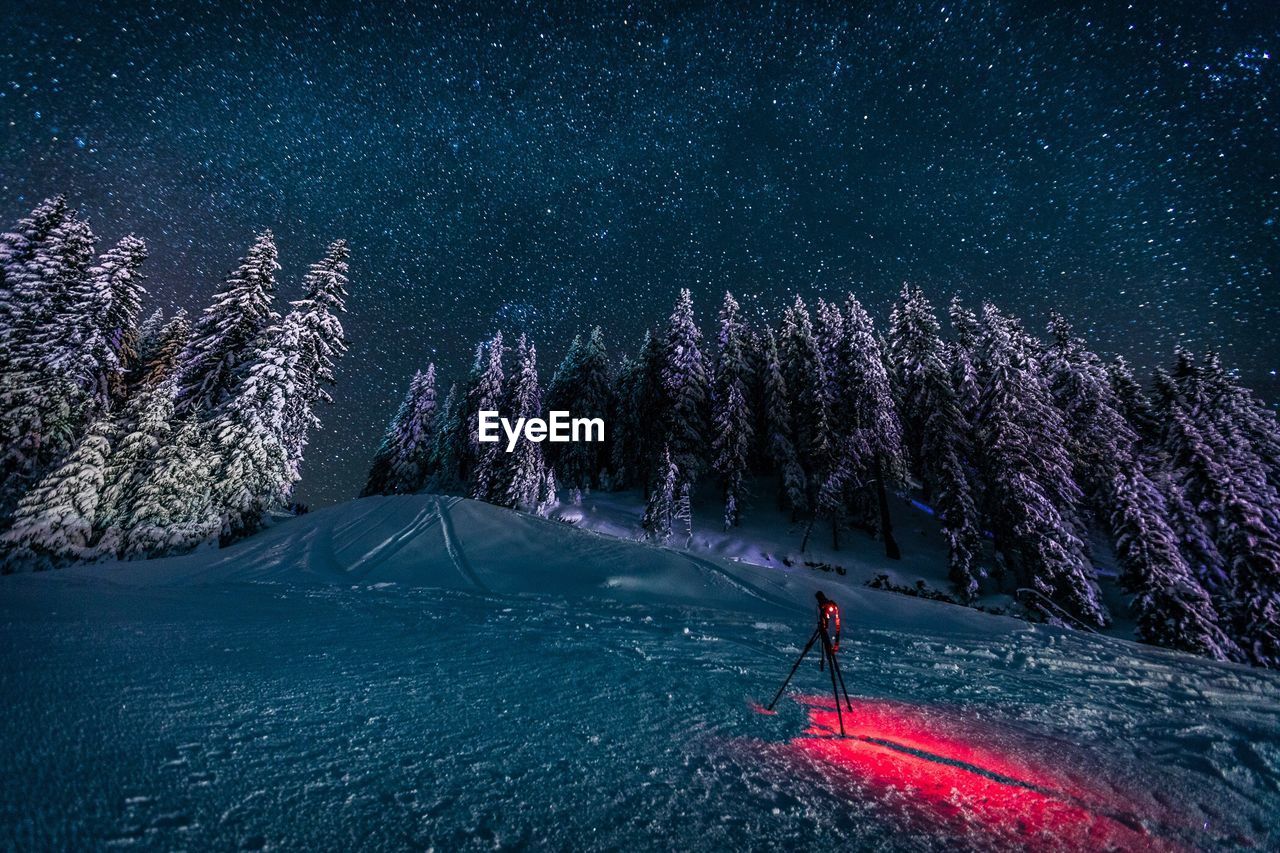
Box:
(2, 494, 1278, 849)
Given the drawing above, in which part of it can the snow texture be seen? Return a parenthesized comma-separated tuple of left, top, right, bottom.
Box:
(2, 494, 1278, 849)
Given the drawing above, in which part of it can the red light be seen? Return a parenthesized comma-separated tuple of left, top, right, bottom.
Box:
(751, 695, 1199, 851)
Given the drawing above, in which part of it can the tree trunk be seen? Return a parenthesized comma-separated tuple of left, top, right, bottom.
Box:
(875, 460, 901, 560)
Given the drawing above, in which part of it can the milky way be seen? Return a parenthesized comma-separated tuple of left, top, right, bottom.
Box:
(1, 0, 1276, 505)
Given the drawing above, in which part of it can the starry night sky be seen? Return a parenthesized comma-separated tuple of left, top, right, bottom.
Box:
(1, 0, 1276, 506)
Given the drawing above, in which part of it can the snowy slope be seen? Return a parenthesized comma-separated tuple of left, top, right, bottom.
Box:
(2, 494, 1278, 850)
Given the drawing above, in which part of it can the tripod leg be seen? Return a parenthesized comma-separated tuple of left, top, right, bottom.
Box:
(766, 628, 821, 711)
(823, 641, 845, 737)
(831, 653, 854, 711)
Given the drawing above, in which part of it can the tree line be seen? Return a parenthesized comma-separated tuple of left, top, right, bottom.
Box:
(365, 287, 1280, 668)
(0, 196, 349, 569)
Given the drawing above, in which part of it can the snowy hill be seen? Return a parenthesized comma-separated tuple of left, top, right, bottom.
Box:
(2, 494, 1278, 849)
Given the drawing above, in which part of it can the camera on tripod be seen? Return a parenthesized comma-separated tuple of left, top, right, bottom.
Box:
(765, 591, 854, 736)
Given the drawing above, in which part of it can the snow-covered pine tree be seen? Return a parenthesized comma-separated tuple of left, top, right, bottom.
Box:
(711, 292, 753, 528)
(132, 309, 167, 375)
(545, 334, 582, 477)
(536, 466, 559, 518)
(838, 295, 905, 559)
(1198, 350, 1280, 499)
(49, 235, 148, 416)
(814, 297, 847, 406)
(175, 232, 280, 414)
(660, 289, 710, 486)
(1043, 313, 1232, 655)
(93, 378, 178, 558)
(546, 326, 611, 491)
(1151, 368, 1230, 596)
(1162, 388, 1280, 667)
(948, 297, 982, 420)
(428, 383, 462, 490)
(779, 295, 832, 506)
(0, 420, 113, 572)
(885, 285, 980, 593)
(281, 240, 349, 483)
(208, 318, 300, 538)
(362, 369, 429, 497)
(606, 349, 642, 489)
(811, 431, 870, 550)
(923, 356, 983, 600)
(0, 196, 70, 367)
(138, 310, 190, 388)
(634, 328, 668, 494)
(469, 332, 506, 503)
(386, 365, 438, 494)
(502, 335, 547, 511)
(642, 446, 678, 542)
(125, 414, 220, 559)
(0, 208, 97, 518)
(975, 304, 1107, 627)
(97, 236, 148, 407)
(1107, 465, 1236, 659)
(1106, 356, 1160, 450)
(887, 283, 943, 487)
(759, 328, 807, 515)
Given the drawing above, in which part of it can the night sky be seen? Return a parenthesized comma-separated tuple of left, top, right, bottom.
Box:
(1, 0, 1276, 506)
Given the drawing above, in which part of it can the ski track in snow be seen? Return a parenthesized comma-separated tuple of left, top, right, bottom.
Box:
(344, 502, 442, 580)
(436, 497, 490, 594)
(676, 550, 805, 616)
(1, 494, 1277, 851)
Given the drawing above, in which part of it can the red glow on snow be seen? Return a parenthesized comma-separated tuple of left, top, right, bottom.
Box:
(781, 695, 1189, 851)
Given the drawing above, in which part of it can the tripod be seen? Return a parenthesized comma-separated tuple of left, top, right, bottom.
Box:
(766, 593, 854, 736)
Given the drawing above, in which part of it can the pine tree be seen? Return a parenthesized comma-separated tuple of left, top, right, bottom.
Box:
(125, 414, 220, 558)
(364, 378, 415, 497)
(0, 208, 98, 516)
(779, 295, 832, 505)
(759, 328, 807, 514)
(387, 366, 438, 494)
(660, 289, 709, 485)
(1107, 465, 1236, 659)
(607, 350, 642, 489)
(503, 335, 546, 511)
(363, 368, 436, 497)
(838, 295, 905, 559)
(1198, 351, 1280, 498)
(0, 196, 71, 366)
(175, 232, 280, 414)
(1163, 394, 1280, 666)
(48, 235, 148, 416)
(711, 292, 753, 528)
(923, 355, 983, 600)
(0, 421, 113, 572)
(1106, 356, 1160, 449)
(209, 319, 299, 538)
(132, 309, 167, 376)
(98, 236, 149, 407)
(546, 326, 611, 491)
(1043, 314, 1232, 655)
(642, 446, 678, 542)
(281, 240, 349, 482)
(139, 310, 190, 387)
(887, 283, 943, 486)
(814, 298, 847, 405)
(94, 379, 178, 558)
(975, 304, 1107, 627)
(633, 328, 667, 494)
(469, 332, 506, 503)
(428, 383, 463, 490)
(948, 297, 982, 420)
